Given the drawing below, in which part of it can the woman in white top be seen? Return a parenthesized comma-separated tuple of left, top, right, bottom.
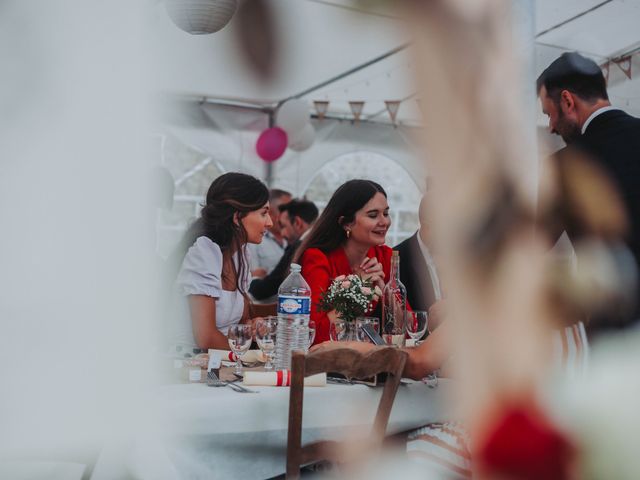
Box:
(172, 173, 273, 350)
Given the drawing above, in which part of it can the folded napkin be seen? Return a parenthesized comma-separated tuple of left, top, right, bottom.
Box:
(243, 371, 326, 387)
(208, 349, 266, 363)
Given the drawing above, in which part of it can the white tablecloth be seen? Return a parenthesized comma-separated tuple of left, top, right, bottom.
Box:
(92, 379, 454, 480)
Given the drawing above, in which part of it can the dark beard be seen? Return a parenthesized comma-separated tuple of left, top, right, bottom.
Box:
(557, 110, 582, 144)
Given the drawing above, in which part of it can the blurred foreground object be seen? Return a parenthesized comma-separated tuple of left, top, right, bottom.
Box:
(478, 404, 574, 480)
(164, 0, 237, 35)
(234, 0, 279, 82)
(539, 147, 638, 327)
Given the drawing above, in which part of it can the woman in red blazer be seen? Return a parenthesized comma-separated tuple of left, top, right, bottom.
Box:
(294, 179, 394, 344)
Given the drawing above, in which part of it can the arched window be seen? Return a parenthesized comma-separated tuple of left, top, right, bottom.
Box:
(156, 133, 225, 258)
(303, 151, 422, 246)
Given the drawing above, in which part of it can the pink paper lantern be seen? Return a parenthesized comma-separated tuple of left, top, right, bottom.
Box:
(256, 127, 288, 162)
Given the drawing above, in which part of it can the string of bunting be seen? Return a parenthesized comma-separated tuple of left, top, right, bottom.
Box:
(313, 98, 420, 124)
(601, 50, 638, 82)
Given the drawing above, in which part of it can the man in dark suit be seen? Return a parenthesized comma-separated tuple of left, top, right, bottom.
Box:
(394, 195, 442, 314)
(537, 51, 640, 323)
(249, 199, 318, 301)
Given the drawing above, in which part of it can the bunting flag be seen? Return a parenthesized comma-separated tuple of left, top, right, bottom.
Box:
(349, 101, 365, 123)
(385, 100, 401, 125)
(613, 55, 632, 80)
(313, 100, 329, 120)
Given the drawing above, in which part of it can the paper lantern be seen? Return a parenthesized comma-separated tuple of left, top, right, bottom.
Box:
(288, 123, 315, 152)
(165, 0, 237, 35)
(276, 100, 309, 135)
(256, 127, 287, 162)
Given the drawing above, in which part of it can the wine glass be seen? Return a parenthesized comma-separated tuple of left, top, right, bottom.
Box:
(356, 317, 380, 343)
(406, 311, 428, 346)
(227, 324, 253, 376)
(330, 318, 346, 341)
(255, 317, 277, 370)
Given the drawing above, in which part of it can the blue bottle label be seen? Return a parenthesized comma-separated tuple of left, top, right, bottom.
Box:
(278, 296, 311, 315)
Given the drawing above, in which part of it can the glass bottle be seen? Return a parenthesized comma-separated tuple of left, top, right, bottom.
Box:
(381, 250, 407, 347)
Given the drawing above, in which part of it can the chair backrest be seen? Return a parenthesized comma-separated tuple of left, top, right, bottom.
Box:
(249, 302, 277, 317)
(286, 346, 408, 479)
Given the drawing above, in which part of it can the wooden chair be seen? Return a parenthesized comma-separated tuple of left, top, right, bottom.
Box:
(249, 302, 277, 317)
(286, 346, 408, 479)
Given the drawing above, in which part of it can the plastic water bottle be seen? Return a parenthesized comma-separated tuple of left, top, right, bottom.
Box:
(275, 263, 311, 370)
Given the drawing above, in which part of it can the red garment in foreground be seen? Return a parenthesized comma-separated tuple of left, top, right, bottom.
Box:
(478, 404, 574, 480)
(300, 245, 393, 344)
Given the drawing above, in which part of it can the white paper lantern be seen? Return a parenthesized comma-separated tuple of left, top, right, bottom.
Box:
(165, 0, 237, 35)
(288, 123, 315, 152)
(276, 100, 310, 135)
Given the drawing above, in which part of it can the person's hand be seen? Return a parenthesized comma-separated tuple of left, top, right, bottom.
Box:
(309, 339, 375, 355)
(251, 268, 267, 278)
(428, 300, 447, 331)
(354, 257, 385, 290)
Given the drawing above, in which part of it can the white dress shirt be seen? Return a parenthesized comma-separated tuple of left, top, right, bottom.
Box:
(416, 233, 442, 301)
(247, 231, 287, 274)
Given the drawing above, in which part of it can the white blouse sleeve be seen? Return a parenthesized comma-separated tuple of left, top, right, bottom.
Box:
(177, 236, 223, 298)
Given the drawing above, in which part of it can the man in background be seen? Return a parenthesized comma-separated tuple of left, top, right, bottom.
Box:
(538, 51, 640, 324)
(248, 188, 292, 277)
(249, 199, 318, 301)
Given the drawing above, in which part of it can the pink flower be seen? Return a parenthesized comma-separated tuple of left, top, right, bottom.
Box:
(341, 281, 351, 288)
(361, 287, 372, 295)
(335, 275, 346, 282)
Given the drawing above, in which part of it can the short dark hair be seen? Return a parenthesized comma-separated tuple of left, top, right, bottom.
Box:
(269, 188, 291, 202)
(279, 199, 319, 225)
(536, 52, 608, 103)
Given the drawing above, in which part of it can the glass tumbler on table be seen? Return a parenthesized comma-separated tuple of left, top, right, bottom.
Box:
(305, 320, 316, 352)
(329, 318, 347, 341)
(227, 324, 253, 376)
(255, 316, 277, 370)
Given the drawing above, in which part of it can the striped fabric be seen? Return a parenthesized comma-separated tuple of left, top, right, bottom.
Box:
(407, 422, 471, 479)
(551, 320, 589, 378)
(406, 321, 589, 479)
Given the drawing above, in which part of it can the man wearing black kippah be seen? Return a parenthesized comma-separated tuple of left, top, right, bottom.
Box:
(537, 51, 640, 325)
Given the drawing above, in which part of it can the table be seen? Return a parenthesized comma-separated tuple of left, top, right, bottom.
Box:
(92, 378, 454, 480)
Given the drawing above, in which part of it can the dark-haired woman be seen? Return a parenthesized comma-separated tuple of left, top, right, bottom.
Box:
(170, 172, 273, 350)
(295, 179, 393, 344)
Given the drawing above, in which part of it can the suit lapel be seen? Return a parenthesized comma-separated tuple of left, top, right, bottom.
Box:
(408, 234, 436, 310)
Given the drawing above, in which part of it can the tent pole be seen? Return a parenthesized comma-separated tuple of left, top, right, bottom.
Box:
(278, 43, 410, 105)
(265, 111, 275, 187)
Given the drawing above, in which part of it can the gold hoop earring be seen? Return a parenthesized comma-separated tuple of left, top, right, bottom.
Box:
(346, 229, 351, 238)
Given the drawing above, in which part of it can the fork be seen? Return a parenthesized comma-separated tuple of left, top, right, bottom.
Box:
(207, 371, 257, 393)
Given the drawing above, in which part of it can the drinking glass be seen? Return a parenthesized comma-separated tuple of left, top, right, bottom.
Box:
(356, 317, 380, 343)
(255, 317, 277, 370)
(306, 320, 316, 351)
(406, 310, 428, 346)
(329, 318, 347, 341)
(227, 324, 253, 376)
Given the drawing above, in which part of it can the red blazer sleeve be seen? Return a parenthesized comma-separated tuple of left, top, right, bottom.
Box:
(300, 248, 332, 345)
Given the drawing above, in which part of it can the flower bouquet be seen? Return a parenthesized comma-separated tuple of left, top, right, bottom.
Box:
(318, 274, 382, 340)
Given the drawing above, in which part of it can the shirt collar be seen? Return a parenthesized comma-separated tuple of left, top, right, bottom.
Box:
(582, 106, 616, 134)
